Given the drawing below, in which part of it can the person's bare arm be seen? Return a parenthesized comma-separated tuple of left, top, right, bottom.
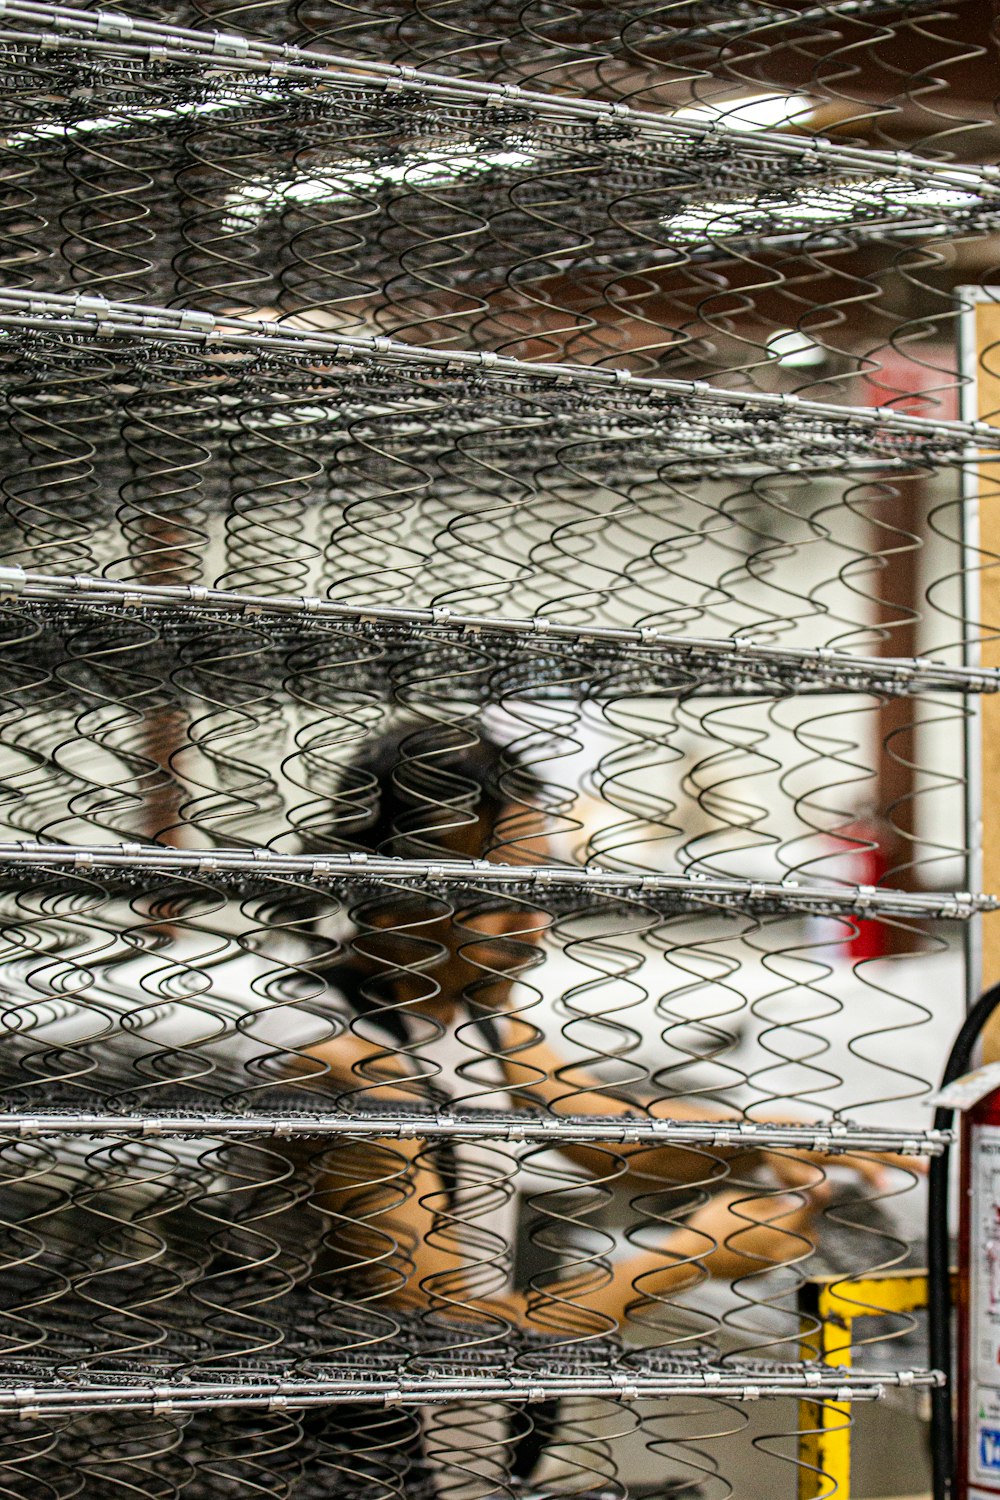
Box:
(298, 1022, 910, 1199)
(496, 1187, 822, 1331)
(312, 1125, 825, 1330)
(322, 1162, 823, 1328)
(489, 1017, 920, 1191)
(490, 1022, 740, 1181)
(294, 1027, 417, 1099)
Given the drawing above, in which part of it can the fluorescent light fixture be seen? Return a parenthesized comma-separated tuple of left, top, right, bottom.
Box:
(664, 179, 984, 239)
(767, 329, 827, 368)
(5, 93, 271, 148)
(7, 89, 989, 251)
(223, 144, 538, 226)
(670, 92, 816, 132)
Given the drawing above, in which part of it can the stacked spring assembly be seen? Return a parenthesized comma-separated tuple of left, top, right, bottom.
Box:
(0, 0, 995, 1494)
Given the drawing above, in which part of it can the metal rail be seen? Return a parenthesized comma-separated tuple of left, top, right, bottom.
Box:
(4, 16, 994, 277)
(0, 1367, 941, 1416)
(0, 289, 995, 483)
(0, 566, 995, 698)
(1, 288, 996, 456)
(0, 839, 989, 917)
(0, 0, 990, 210)
(0, 1107, 952, 1153)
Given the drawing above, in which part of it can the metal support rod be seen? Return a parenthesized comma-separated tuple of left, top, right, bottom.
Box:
(0, 1367, 942, 1417)
(1, 566, 997, 697)
(0, 0, 993, 209)
(1, 288, 998, 455)
(0, 1108, 953, 1152)
(0, 839, 990, 916)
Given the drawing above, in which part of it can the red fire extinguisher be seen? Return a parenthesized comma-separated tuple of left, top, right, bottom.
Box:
(928, 991, 1000, 1500)
(955, 1067, 1000, 1499)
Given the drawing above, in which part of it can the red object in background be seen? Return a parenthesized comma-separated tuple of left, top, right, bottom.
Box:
(820, 819, 895, 960)
(842, 821, 890, 961)
(958, 1084, 1000, 1500)
(864, 347, 959, 423)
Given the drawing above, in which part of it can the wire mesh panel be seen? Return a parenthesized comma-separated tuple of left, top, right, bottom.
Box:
(0, 0, 993, 1497)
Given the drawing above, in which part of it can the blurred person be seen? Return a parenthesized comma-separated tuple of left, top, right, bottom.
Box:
(296, 722, 914, 1330)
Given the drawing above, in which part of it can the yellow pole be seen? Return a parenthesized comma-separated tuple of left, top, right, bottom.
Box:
(797, 1270, 934, 1500)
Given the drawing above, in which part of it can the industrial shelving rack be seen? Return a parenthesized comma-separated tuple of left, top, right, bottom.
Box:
(0, 1, 992, 1496)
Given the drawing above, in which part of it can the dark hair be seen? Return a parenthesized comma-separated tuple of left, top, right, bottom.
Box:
(331, 720, 545, 859)
(305, 722, 546, 1019)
